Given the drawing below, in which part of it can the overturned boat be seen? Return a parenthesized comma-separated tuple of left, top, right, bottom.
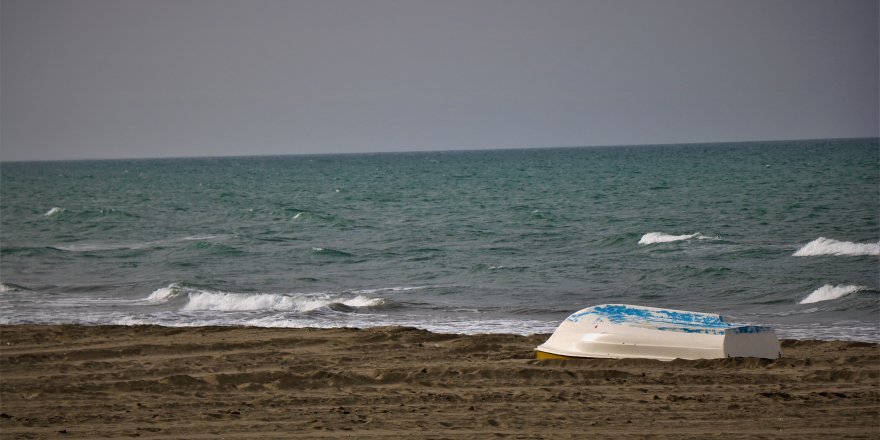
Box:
(536, 304, 781, 361)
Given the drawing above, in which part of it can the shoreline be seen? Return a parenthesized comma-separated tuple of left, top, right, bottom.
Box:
(1, 324, 878, 438)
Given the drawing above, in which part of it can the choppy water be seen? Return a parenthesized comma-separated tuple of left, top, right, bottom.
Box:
(1, 139, 878, 340)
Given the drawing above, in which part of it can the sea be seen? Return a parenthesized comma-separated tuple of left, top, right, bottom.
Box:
(1, 139, 878, 341)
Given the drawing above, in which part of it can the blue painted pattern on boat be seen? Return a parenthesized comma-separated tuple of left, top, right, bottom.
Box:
(566, 304, 772, 334)
(729, 325, 773, 334)
(655, 326, 725, 335)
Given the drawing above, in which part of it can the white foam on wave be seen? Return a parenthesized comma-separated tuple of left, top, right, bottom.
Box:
(793, 237, 880, 257)
(52, 235, 228, 253)
(235, 315, 558, 335)
(340, 295, 386, 308)
(107, 314, 557, 335)
(179, 235, 226, 242)
(112, 316, 160, 326)
(45, 207, 64, 217)
(799, 284, 869, 304)
(53, 243, 135, 252)
(638, 232, 713, 245)
(144, 284, 186, 303)
(182, 291, 385, 312)
(774, 321, 878, 342)
(141, 284, 413, 310)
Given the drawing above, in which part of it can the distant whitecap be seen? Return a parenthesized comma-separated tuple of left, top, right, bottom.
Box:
(45, 207, 64, 217)
(793, 237, 880, 257)
(638, 232, 714, 245)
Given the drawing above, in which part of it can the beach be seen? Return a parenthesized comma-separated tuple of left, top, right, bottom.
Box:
(0, 325, 877, 438)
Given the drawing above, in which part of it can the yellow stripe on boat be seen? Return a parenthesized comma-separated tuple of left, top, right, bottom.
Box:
(534, 350, 576, 360)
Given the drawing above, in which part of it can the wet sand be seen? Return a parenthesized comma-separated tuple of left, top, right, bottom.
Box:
(0, 325, 877, 439)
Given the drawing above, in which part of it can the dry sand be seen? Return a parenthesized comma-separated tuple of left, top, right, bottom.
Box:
(0, 325, 877, 439)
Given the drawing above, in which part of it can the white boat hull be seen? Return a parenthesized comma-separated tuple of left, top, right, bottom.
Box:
(536, 304, 781, 361)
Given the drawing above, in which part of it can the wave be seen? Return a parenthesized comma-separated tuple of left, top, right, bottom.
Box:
(142, 283, 416, 312)
(793, 237, 880, 257)
(52, 243, 140, 252)
(51, 235, 228, 253)
(0, 246, 63, 256)
(179, 235, 226, 242)
(468, 264, 529, 273)
(44, 207, 65, 217)
(144, 284, 188, 303)
(178, 290, 385, 313)
(311, 247, 354, 257)
(44, 207, 142, 220)
(96, 208, 139, 217)
(351, 286, 429, 295)
(0, 282, 28, 293)
(108, 314, 558, 335)
(638, 232, 714, 245)
(799, 284, 870, 304)
(141, 283, 388, 313)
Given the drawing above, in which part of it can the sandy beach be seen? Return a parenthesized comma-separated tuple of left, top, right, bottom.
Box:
(0, 325, 877, 439)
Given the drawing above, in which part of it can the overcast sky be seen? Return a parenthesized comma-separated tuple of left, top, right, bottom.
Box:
(2, 0, 878, 161)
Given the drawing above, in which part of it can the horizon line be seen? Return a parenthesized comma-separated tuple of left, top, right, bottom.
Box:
(1, 136, 877, 164)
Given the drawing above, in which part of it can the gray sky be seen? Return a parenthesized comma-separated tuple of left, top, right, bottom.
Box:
(2, 0, 878, 161)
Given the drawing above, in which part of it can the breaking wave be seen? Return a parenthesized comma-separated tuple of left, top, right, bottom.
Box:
(799, 284, 869, 304)
(638, 232, 714, 245)
(0, 282, 26, 293)
(44, 207, 65, 217)
(141, 284, 387, 313)
(144, 284, 188, 303)
(182, 291, 384, 312)
(793, 237, 880, 257)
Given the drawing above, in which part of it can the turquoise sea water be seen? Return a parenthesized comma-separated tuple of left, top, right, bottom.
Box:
(1, 139, 878, 340)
